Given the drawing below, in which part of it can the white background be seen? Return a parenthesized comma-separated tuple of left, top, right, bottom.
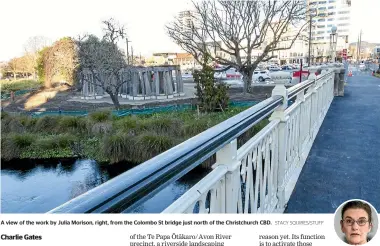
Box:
(0, 214, 379, 245)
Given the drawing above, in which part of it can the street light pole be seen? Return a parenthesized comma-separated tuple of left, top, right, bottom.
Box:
(308, 13, 312, 65)
(126, 38, 132, 65)
(330, 26, 337, 62)
(131, 46, 134, 66)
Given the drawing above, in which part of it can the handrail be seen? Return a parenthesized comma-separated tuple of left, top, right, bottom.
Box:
(48, 96, 283, 213)
(288, 70, 333, 100)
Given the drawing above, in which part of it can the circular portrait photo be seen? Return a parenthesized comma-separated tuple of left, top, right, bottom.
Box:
(334, 199, 378, 245)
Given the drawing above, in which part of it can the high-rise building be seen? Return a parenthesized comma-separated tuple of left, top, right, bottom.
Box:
(307, 0, 351, 62)
(178, 10, 201, 36)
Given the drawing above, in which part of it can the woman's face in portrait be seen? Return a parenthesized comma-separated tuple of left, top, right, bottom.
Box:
(341, 208, 372, 245)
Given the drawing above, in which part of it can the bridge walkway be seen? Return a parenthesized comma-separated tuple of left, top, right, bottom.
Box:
(285, 72, 380, 212)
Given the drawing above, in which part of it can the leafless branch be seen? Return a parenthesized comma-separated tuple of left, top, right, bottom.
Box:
(166, 0, 307, 92)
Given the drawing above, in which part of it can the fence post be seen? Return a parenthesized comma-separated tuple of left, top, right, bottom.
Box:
(269, 76, 289, 212)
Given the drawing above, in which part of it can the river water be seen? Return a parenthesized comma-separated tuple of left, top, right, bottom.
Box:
(1, 159, 208, 213)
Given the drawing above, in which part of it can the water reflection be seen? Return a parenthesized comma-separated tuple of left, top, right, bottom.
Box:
(1, 159, 208, 213)
(128, 169, 208, 213)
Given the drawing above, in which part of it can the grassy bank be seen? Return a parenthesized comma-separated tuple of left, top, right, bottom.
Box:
(1, 108, 268, 165)
(0, 79, 42, 93)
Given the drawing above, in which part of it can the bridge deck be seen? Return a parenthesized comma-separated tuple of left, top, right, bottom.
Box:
(285, 72, 380, 213)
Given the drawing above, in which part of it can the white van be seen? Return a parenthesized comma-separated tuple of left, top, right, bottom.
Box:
(253, 70, 271, 82)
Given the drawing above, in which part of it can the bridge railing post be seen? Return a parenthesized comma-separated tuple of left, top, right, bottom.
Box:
(214, 139, 238, 213)
(338, 65, 346, 96)
(332, 64, 342, 97)
(269, 75, 289, 212)
(306, 68, 318, 144)
(295, 84, 305, 167)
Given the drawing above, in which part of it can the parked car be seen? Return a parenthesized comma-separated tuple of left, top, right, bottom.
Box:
(181, 71, 193, 79)
(253, 70, 271, 82)
(214, 68, 242, 80)
(282, 65, 293, 71)
(268, 65, 281, 71)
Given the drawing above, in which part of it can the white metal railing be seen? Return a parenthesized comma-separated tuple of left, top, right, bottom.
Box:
(163, 68, 336, 213)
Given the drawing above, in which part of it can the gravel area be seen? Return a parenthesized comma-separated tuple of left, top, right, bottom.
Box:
(1, 84, 279, 113)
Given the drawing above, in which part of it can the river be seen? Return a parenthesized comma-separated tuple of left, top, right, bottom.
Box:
(1, 159, 208, 213)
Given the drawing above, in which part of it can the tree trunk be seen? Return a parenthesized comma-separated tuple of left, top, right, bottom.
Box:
(45, 78, 52, 88)
(109, 93, 120, 110)
(242, 69, 253, 94)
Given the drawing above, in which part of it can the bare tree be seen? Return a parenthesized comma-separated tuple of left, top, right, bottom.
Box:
(24, 36, 50, 79)
(76, 19, 129, 109)
(167, 0, 308, 93)
(102, 18, 127, 43)
(7, 57, 22, 80)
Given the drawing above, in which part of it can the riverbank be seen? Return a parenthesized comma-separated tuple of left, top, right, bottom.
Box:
(1, 108, 268, 164)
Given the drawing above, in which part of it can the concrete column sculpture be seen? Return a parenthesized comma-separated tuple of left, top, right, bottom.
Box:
(159, 71, 164, 95)
(132, 72, 138, 97)
(81, 75, 88, 99)
(143, 72, 152, 97)
(177, 68, 183, 94)
(154, 71, 160, 98)
(80, 66, 188, 101)
(166, 70, 174, 95)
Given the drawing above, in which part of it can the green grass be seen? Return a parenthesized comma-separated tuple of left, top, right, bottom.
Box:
(375, 73, 380, 78)
(1, 106, 268, 164)
(0, 79, 42, 93)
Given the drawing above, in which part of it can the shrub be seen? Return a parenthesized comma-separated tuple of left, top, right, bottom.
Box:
(113, 117, 139, 133)
(58, 116, 86, 133)
(89, 110, 112, 123)
(101, 133, 136, 163)
(135, 133, 175, 161)
(10, 133, 35, 148)
(33, 134, 76, 150)
(56, 134, 77, 148)
(34, 116, 59, 133)
(1, 135, 21, 160)
(1, 111, 9, 119)
(139, 117, 182, 135)
(1, 117, 25, 134)
(18, 115, 38, 130)
(34, 137, 57, 150)
(91, 122, 113, 135)
(193, 57, 229, 112)
(182, 118, 210, 137)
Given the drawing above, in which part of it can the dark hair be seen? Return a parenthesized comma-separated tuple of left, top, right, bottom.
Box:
(341, 200, 372, 223)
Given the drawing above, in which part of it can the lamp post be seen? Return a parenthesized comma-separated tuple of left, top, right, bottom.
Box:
(330, 26, 338, 62)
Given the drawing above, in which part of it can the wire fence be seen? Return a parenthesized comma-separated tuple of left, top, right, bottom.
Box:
(21, 101, 259, 118)
(0, 89, 37, 100)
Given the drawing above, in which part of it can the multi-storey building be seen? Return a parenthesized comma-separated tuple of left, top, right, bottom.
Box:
(272, 25, 309, 65)
(263, 20, 310, 65)
(307, 0, 351, 62)
(178, 10, 201, 36)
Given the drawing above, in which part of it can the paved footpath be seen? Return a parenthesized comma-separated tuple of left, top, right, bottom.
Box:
(285, 73, 380, 213)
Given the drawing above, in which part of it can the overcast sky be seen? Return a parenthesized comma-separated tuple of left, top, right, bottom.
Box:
(0, 0, 379, 62)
